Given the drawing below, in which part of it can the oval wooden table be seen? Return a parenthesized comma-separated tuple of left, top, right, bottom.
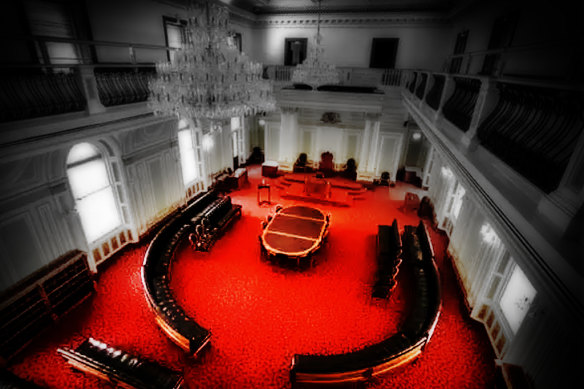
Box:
(260, 205, 330, 266)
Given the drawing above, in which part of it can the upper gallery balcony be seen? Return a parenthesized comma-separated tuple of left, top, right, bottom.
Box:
(0, 35, 165, 145)
(401, 67, 584, 299)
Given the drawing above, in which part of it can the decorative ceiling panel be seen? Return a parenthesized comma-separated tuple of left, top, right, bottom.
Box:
(219, 0, 464, 14)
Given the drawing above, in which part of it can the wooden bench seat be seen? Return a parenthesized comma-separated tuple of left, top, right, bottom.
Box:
(141, 190, 241, 357)
(58, 338, 184, 389)
(372, 219, 402, 299)
(291, 221, 441, 384)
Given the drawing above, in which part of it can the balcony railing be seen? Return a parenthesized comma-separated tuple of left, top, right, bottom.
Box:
(95, 69, 154, 107)
(0, 72, 86, 122)
(403, 69, 584, 195)
(442, 77, 481, 132)
(425, 74, 444, 110)
(262, 65, 405, 88)
(0, 35, 171, 123)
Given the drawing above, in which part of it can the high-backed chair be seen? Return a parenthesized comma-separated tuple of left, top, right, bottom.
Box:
(380, 171, 390, 186)
(341, 158, 357, 180)
(293, 153, 311, 173)
(318, 151, 334, 177)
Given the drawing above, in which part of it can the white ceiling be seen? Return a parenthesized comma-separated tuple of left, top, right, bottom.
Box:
(219, 0, 465, 14)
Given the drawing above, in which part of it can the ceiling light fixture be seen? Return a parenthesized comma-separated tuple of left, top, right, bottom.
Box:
(148, 0, 276, 123)
(291, 0, 339, 89)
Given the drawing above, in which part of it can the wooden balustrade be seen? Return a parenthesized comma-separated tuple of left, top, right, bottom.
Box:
(415, 73, 428, 100)
(0, 71, 85, 122)
(95, 70, 153, 107)
(381, 69, 403, 86)
(425, 74, 445, 110)
(263, 66, 405, 88)
(477, 82, 584, 193)
(442, 77, 481, 132)
(408, 72, 418, 93)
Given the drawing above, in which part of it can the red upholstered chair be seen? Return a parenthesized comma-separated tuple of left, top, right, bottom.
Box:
(319, 152, 334, 177)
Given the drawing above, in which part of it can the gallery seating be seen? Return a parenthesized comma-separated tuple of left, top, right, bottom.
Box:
(142, 189, 241, 356)
(290, 221, 441, 384)
(58, 337, 184, 389)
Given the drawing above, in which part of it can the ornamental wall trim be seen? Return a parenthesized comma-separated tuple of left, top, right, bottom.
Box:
(253, 13, 448, 27)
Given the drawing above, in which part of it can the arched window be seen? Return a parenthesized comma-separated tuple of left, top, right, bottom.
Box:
(177, 118, 202, 187)
(67, 143, 122, 243)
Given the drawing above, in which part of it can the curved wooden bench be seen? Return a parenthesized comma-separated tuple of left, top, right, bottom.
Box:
(141, 190, 241, 356)
(290, 221, 441, 384)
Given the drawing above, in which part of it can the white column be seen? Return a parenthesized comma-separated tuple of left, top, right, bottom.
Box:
(538, 130, 584, 234)
(367, 118, 381, 173)
(278, 107, 299, 171)
(434, 75, 454, 123)
(358, 117, 372, 172)
(77, 66, 105, 115)
(357, 113, 381, 181)
(462, 77, 498, 150)
(422, 146, 435, 189)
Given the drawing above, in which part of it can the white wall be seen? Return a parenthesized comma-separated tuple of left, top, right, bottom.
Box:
(427, 149, 584, 389)
(251, 21, 451, 70)
(85, 0, 256, 64)
(0, 114, 209, 291)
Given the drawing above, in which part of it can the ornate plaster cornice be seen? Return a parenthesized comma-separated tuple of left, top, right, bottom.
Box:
(254, 12, 449, 28)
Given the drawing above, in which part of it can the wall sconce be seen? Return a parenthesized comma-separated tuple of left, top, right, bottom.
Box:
(412, 132, 422, 141)
(440, 166, 453, 179)
(258, 119, 266, 126)
(480, 223, 499, 245)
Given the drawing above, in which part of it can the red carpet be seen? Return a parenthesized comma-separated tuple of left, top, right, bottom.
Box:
(8, 165, 496, 388)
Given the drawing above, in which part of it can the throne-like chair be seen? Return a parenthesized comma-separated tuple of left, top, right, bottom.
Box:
(318, 151, 335, 177)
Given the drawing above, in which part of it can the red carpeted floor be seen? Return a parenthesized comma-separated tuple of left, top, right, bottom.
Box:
(8, 165, 496, 388)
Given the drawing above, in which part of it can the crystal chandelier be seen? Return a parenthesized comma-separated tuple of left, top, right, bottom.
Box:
(291, 0, 339, 89)
(148, 0, 275, 121)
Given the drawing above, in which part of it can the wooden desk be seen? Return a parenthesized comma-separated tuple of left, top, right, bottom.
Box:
(262, 160, 279, 178)
(231, 167, 248, 189)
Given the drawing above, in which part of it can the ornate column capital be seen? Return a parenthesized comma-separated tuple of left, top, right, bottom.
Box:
(280, 106, 299, 115)
(365, 112, 381, 122)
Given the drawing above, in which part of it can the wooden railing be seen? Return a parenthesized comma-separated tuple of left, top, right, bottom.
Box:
(425, 74, 445, 110)
(0, 72, 86, 122)
(415, 73, 428, 100)
(477, 83, 583, 193)
(442, 77, 481, 132)
(0, 35, 169, 123)
(403, 68, 584, 194)
(262, 65, 405, 88)
(95, 69, 154, 107)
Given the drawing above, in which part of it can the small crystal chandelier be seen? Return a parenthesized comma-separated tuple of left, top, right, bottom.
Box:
(148, 0, 275, 122)
(291, 0, 339, 89)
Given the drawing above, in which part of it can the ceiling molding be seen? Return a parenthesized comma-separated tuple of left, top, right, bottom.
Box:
(254, 12, 449, 27)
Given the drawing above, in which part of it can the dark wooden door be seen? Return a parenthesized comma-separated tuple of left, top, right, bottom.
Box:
(369, 38, 399, 68)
